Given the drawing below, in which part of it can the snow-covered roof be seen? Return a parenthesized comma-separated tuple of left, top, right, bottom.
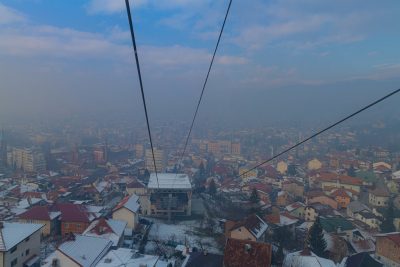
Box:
(0, 222, 43, 251)
(97, 248, 159, 267)
(83, 219, 127, 246)
(148, 173, 191, 189)
(283, 250, 336, 267)
(113, 194, 140, 213)
(57, 235, 112, 267)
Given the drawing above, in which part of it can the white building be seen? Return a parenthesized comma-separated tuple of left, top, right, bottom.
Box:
(46, 235, 112, 267)
(0, 222, 44, 267)
(112, 194, 140, 230)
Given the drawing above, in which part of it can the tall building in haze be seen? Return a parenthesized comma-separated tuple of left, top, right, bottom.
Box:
(145, 148, 166, 172)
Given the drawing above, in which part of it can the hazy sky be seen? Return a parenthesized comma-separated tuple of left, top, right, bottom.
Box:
(1, 0, 400, 126)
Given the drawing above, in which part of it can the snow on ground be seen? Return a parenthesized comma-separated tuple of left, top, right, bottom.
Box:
(146, 219, 221, 254)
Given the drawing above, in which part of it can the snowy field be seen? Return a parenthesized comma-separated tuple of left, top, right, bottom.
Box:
(145, 218, 222, 254)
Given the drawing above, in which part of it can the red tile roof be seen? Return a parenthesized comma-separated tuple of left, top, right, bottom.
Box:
(318, 173, 362, 185)
(54, 203, 90, 223)
(19, 206, 52, 221)
(377, 232, 400, 246)
(223, 238, 272, 267)
(331, 189, 351, 198)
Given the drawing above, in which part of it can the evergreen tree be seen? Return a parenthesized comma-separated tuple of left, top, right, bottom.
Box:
(250, 188, 260, 204)
(381, 198, 396, 233)
(208, 179, 217, 196)
(308, 216, 327, 257)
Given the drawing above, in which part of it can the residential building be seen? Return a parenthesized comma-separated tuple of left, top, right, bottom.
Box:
(231, 142, 241, 155)
(134, 144, 144, 159)
(82, 218, 127, 247)
(225, 214, 268, 242)
(239, 166, 257, 181)
(316, 173, 363, 193)
(7, 148, 46, 173)
(285, 202, 305, 219)
(54, 203, 97, 236)
(307, 194, 338, 210)
(347, 201, 370, 218)
(330, 189, 352, 209)
(276, 161, 288, 174)
(375, 232, 400, 267)
(223, 238, 272, 267)
(0, 222, 43, 267)
(282, 180, 304, 198)
(51, 235, 112, 267)
(18, 206, 61, 236)
(112, 194, 140, 230)
(369, 186, 390, 207)
(145, 148, 166, 172)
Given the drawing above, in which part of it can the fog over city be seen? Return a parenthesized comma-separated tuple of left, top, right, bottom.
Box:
(1, 0, 400, 127)
(1, 1, 400, 267)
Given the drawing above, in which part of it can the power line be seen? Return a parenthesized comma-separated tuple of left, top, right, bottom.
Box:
(239, 88, 400, 178)
(125, 0, 159, 187)
(177, 0, 233, 168)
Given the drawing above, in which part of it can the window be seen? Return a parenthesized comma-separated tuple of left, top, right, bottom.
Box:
(26, 249, 30, 256)
(10, 246, 17, 253)
(11, 258, 17, 267)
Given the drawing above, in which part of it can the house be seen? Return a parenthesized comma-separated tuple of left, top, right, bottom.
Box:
(0, 222, 44, 267)
(282, 180, 304, 198)
(54, 203, 97, 236)
(304, 203, 334, 222)
(285, 202, 305, 219)
(223, 238, 272, 267)
(112, 194, 140, 229)
(126, 180, 146, 196)
(320, 216, 355, 239)
(51, 235, 112, 267)
(226, 214, 268, 242)
(342, 252, 382, 267)
(347, 201, 370, 218)
(330, 189, 352, 209)
(369, 185, 390, 207)
(96, 248, 166, 267)
(283, 248, 336, 267)
(264, 212, 298, 240)
(18, 205, 61, 236)
(307, 193, 338, 210)
(317, 173, 363, 193)
(348, 230, 376, 254)
(82, 217, 127, 247)
(354, 210, 380, 229)
(375, 232, 400, 267)
(276, 191, 291, 206)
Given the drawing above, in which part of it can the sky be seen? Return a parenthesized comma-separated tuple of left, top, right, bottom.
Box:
(1, 0, 400, 127)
